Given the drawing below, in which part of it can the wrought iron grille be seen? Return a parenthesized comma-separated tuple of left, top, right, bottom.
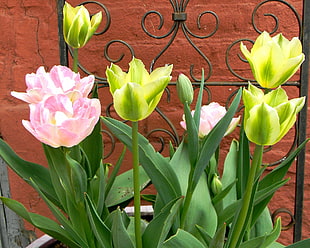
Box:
(57, 0, 309, 242)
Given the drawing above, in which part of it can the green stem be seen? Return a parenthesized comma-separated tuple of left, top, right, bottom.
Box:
(72, 48, 79, 73)
(132, 121, 142, 248)
(180, 169, 194, 229)
(228, 144, 263, 248)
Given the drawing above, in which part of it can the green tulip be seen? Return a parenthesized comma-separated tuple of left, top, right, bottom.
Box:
(106, 57, 173, 121)
(63, 2, 102, 48)
(242, 83, 305, 145)
(176, 73, 194, 104)
(240, 31, 305, 89)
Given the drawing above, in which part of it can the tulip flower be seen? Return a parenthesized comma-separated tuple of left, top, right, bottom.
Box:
(11, 65, 94, 104)
(106, 57, 173, 121)
(240, 31, 305, 88)
(242, 83, 305, 145)
(176, 73, 194, 104)
(180, 102, 240, 137)
(63, 2, 102, 48)
(22, 94, 101, 148)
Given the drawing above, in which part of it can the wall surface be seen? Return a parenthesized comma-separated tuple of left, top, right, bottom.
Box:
(0, 0, 309, 246)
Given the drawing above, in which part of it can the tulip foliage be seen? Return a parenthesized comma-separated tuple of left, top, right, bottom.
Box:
(0, 3, 309, 247)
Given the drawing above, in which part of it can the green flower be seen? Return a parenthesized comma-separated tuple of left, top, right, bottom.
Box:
(240, 31, 305, 89)
(176, 73, 194, 104)
(242, 83, 305, 145)
(106, 57, 173, 121)
(63, 2, 102, 48)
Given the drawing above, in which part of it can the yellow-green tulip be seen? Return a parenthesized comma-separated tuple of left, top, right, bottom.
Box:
(106, 58, 173, 121)
(242, 83, 305, 145)
(63, 2, 102, 48)
(240, 31, 305, 89)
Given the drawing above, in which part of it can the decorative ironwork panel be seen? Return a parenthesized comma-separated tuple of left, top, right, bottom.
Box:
(57, 0, 309, 242)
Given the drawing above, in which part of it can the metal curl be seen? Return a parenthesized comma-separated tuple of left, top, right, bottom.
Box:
(101, 130, 115, 159)
(154, 107, 181, 146)
(141, 11, 176, 39)
(104, 40, 135, 63)
(150, 24, 180, 71)
(79, 1, 111, 35)
(146, 129, 179, 153)
(182, 25, 212, 81)
(183, 11, 219, 39)
(252, 0, 302, 35)
(272, 208, 295, 231)
(225, 39, 255, 81)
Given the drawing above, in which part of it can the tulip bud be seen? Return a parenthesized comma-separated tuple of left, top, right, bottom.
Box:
(63, 2, 102, 48)
(176, 73, 194, 104)
(242, 83, 305, 145)
(211, 174, 222, 195)
(240, 31, 305, 89)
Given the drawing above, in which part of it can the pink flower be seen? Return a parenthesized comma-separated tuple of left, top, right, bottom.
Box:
(11, 65, 94, 104)
(22, 94, 101, 148)
(180, 102, 240, 137)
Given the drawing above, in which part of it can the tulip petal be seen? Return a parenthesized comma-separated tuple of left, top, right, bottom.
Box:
(126, 58, 150, 85)
(113, 83, 149, 121)
(142, 76, 170, 104)
(106, 64, 127, 93)
(263, 87, 288, 107)
(245, 103, 280, 145)
(270, 54, 305, 88)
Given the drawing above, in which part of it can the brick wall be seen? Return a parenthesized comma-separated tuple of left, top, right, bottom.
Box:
(0, 0, 308, 245)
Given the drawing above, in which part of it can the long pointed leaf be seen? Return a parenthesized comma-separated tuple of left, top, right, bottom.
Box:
(0, 197, 79, 248)
(85, 194, 113, 248)
(111, 208, 135, 248)
(0, 139, 58, 206)
(162, 229, 206, 248)
(239, 218, 281, 248)
(142, 197, 183, 248)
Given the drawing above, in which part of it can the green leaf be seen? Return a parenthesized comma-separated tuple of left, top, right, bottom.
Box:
(105, 166, 150, 207)
(195, 225, 212, 247)
(0, 197, 80, 248)
(102, 117, 181, 205)
(236, 120, 250, 199)
(183, 102, 199, 165)
(111, 208, 135, 248)
(29, 179, 89, 247)
(284, 239, 310, 248)
(170, 142, 217, 237)
(162, 229, 206, 248)
(80, 118, 103, 178)
(142, 197, 183, 248)
(250, 207, 273, 239)
(209, 223, 226, 248)
(0, 139, 58, 206)
(239, 218, 281, 248)
(221, 139, 239, 208)
(85, 194, 113, 248)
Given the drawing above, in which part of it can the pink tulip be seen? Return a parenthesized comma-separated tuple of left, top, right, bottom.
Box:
(11, 65, 94, 103)
(22, 94, 101, 148)
(180, 102, 240, 137)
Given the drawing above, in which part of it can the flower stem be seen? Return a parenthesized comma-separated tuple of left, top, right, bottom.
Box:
(132, 121, 142, 248)
(227, 144, 263, 248)
(180, 169, 194, 229)
(72, 48, 79, 73)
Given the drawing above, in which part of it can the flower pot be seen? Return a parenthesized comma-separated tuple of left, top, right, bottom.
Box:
(26, 234, 65, 248)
